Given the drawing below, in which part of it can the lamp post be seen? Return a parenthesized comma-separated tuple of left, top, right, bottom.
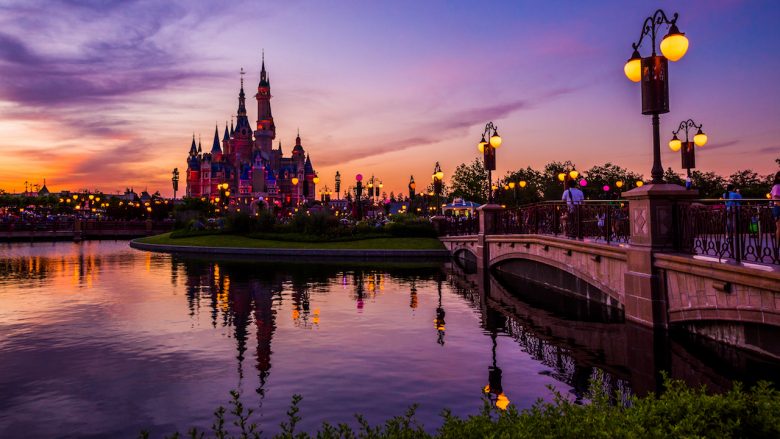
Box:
(335, 171, 341, 200)
(432, 162, 444, 215)
(668, 119, 708, 181)
(355, 174, 363, 220)
(624, 9, 689, 184)
(477, 122, 502, 204)
(557, 169, 579, 194)
(171, 168, 179, 201)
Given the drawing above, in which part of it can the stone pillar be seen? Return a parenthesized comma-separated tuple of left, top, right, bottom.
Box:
(621, 184, 697, 328)
(476, 204, 503, 275)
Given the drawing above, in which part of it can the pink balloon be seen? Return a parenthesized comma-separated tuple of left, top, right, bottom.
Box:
(579, 179, 587, 187)
(603, 185, 610, 192)
(356, 174, 363, 181)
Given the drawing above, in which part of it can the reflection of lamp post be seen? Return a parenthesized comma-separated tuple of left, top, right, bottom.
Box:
(477, 122, 502, 204)
(484, 332, 509, 411)
(432, 162, 444, 216)
(668, 118, 708, 181)
(624, 9, 689, 183)
(434, 276, 445, 346)
(171, 168, 179, 200)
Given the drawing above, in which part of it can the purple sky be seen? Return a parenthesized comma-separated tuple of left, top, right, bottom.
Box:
(0, 0, 778, 195)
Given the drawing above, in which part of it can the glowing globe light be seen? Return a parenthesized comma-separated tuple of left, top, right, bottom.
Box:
(603, 185, 610, 192)
(519, 181, 527, 188)
(660, 24, 688, 62)
(669, 135, 682, 152)
(356, 174, 363, 182)
(569, 170, 579, 179)
(489, 133, 502, 148)
(435, 171, 444, 181)
(313, 176, 320, 184)
(579, 179, 588, 187)
(624, 49, 642, 82)
(636, 180, 644, 187)
(291, 177, 299, 185)
(616, 180, 624, 188)
(478, 137, 487, 153)
(558, 173, 566, 182)
(508, 182, 516, 189)
(693, 129, 708, 147)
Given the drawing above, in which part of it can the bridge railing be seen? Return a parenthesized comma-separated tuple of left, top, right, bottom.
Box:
(440, 214, 480, 236)
(674, 199, 779, 265)
(496, 201, 630, 244)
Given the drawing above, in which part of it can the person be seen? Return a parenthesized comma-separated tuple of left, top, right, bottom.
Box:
(723, 184, 742, 234)
(562, 180, 584, 237)
(771, 171, 780, 246)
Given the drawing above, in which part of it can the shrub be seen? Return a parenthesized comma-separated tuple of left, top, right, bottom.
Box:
(225, 211, 254, 234)
(255, 210, 276, 232)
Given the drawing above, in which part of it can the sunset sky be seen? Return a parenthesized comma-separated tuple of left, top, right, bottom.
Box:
(0, 0, 778, 196)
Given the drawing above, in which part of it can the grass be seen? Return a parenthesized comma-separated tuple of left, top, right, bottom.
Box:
(136, 232, 445, 250)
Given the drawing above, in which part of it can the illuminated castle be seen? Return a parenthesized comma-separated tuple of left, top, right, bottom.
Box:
(185, 57, 317, 207)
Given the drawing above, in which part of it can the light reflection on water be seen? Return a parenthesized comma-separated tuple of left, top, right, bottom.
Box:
(0, 241, 777, 438)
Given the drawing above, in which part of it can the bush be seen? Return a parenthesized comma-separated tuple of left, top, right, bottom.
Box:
(225, 211, 254, 234)
(385, 213, 437, 237)
(256, 210, 276, 232)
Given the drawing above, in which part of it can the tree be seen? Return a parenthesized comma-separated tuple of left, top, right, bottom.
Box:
(663, 167, 685, 186)
(728, 169, 767, 198)
(499, 167, 544, 206)
(449, 158, 488, 204)
(582, 163, 643, 199)
(540, 160, 577, 200)
(690, 170, 726, 198)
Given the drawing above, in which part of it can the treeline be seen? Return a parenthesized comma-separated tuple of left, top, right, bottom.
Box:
(445, 158, 780, 205)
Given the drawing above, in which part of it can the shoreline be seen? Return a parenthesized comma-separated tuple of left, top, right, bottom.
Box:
(129, 238, 451, 259)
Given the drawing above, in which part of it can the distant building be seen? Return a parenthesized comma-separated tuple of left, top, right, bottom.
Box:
(185, 57, 317, 208)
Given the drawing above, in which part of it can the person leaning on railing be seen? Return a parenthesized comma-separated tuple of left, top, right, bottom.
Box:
(723, 184, 742, 234)
(771, 171, 780, 246)
(562, 179, 584, 237)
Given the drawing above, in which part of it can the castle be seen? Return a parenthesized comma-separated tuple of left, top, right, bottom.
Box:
(185, 58, 317, 208)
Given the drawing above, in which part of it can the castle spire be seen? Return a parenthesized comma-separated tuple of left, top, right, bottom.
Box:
(237, 67, 247, 116)
(197, 135, 202, 154)
(189, 134, 197, 156)
(211, 124, 221, 154)
(223, 122, 230, 141)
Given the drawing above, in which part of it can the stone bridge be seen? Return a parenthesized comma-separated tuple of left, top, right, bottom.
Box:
(440, 185, 780, 356)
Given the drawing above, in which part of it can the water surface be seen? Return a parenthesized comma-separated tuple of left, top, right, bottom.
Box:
(0, 241, 777, 438)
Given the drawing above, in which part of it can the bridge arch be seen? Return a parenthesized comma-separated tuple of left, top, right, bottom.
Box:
(489, 252, 624, 308)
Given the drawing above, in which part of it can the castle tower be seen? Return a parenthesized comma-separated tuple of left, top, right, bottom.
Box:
(255, 54, 275, 154)
(232, 69, 253, 183)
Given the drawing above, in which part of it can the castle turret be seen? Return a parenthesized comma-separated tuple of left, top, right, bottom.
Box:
(255, 54, 275, 153)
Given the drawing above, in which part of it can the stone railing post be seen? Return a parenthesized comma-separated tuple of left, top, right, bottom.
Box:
(476, 204, 503, 272)
(621, 184, 697, 328)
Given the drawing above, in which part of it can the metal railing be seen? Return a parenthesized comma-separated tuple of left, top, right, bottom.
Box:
(441, 214, 480, 236)
(674, 200, 779, 265)
(497, 201, 630, 244)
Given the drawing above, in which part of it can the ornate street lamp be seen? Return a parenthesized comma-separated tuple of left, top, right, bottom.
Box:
(668, 118, 708, 180)
(408, 175, 416, 200)
(335, 171, 341, 200)
(355, 174, 363, 220)
(624, 9, 689, 183)
(432, 162, 444, 216)
(477, 122, 502, 204)
(171, 168, 179, 200)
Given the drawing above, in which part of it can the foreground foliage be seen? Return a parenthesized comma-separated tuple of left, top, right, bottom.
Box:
(140, 377, 780, 438)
